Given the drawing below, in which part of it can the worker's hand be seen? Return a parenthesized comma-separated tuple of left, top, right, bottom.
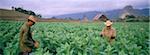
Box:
(111, 36, 115, 39)
(34, 41, 39, 48)
(100, 32, 103, 37)
(32, 32, 34, 35)
(100, 34, 103, 37)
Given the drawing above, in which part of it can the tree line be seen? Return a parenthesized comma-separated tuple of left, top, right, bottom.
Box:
(12, 6, 42, 18)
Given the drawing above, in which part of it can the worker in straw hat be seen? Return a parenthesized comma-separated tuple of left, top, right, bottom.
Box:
(100, 20, 116, 43)
(19, 15, 39, 55)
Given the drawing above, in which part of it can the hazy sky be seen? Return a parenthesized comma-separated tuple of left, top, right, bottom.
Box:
(0, 0, 149, 17)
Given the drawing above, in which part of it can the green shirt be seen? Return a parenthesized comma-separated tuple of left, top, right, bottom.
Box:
(19, 22, 35, 52)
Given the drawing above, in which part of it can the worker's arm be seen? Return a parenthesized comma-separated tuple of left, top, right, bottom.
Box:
(100, 28, 105, 37)
(111, 29, 116, 39)
(100, 32, 103, 37)
(20, 28, 24, 39)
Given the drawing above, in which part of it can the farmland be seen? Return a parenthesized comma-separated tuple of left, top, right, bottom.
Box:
(0, 21, 149, 55)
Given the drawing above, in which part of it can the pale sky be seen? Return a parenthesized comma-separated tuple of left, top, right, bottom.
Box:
(0, 0, 149, 17)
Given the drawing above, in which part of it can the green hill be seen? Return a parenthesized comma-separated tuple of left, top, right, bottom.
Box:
(0, 8, 29, 20)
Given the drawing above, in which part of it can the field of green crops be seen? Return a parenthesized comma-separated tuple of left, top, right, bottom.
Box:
(0, 21, 149, 55)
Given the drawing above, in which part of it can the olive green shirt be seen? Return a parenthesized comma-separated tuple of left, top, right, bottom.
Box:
(19, 22, 35, 52)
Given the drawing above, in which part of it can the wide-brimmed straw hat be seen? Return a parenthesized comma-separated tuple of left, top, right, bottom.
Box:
(104, 20, 113, 26)
(28, 15, 37, 22)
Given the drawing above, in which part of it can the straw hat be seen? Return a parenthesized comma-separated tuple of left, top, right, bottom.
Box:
(28, 15, 37, 22)
(104, 20, 113, 26)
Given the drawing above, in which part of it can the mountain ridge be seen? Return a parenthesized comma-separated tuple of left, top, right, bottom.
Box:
(53, 5, 149, 20)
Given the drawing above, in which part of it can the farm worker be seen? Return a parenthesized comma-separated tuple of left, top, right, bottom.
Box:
(19, 15, 39, 55)
(100, 20, 116, 43)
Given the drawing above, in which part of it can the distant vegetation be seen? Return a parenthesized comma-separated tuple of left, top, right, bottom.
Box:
(12, 6, 42, 18)
(125, 16, 149, 22)
(118, 16, 149, 22)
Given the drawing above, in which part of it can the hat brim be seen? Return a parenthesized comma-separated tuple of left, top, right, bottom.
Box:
(28, 16, 37, 22)
(105, 22, 112, 26)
